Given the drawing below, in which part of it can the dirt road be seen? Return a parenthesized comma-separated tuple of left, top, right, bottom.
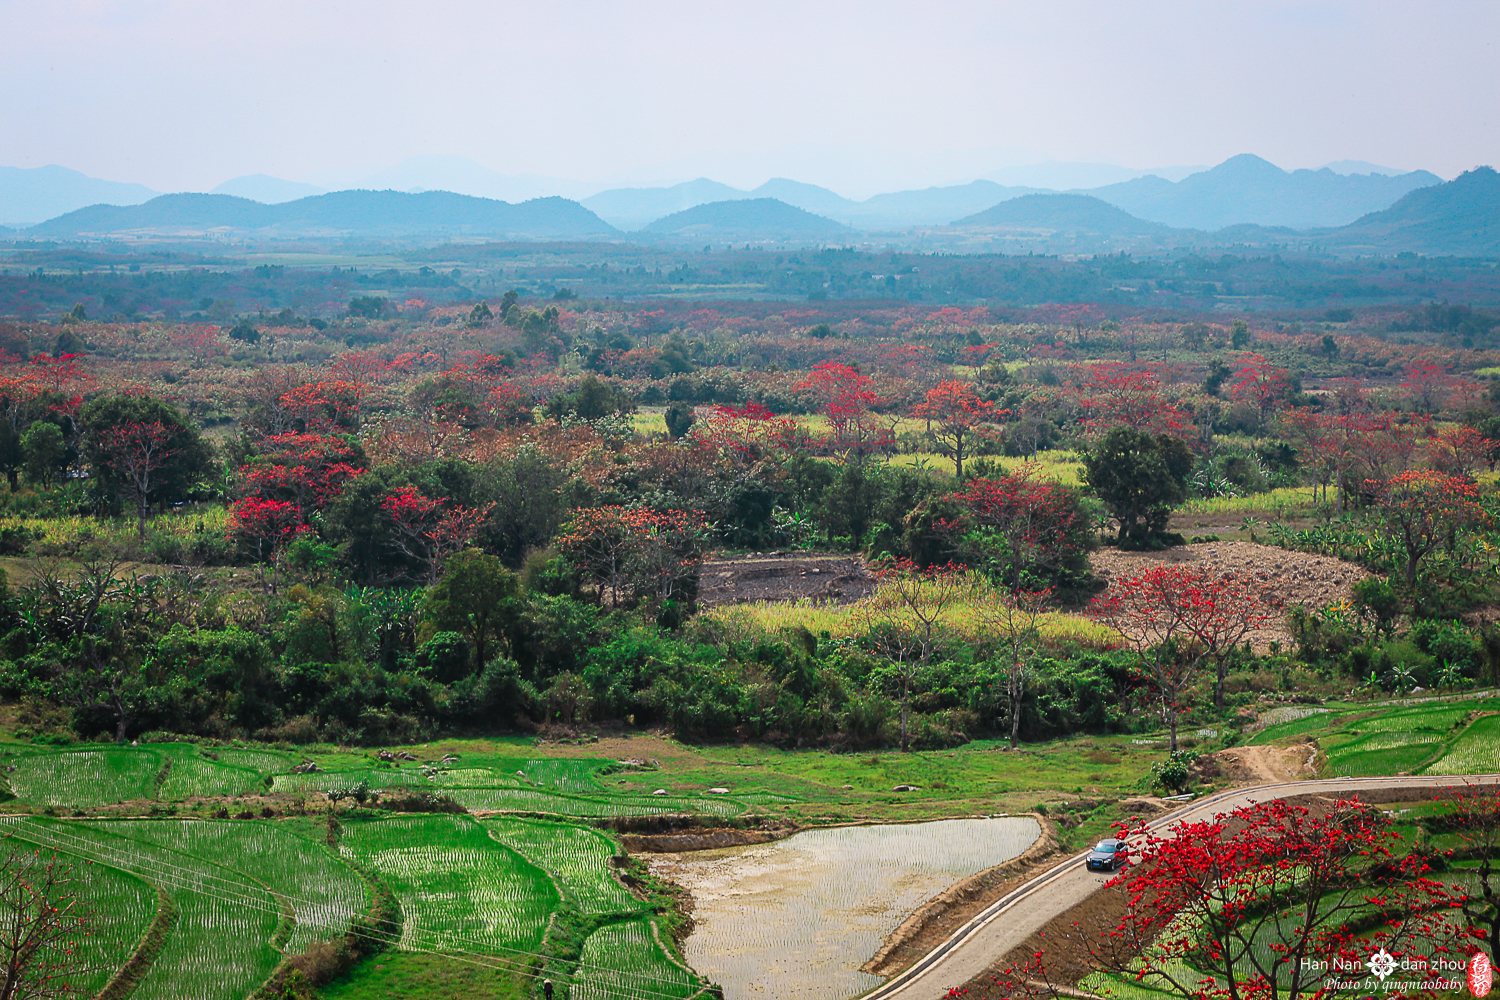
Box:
(859, 773, 1500, 1000)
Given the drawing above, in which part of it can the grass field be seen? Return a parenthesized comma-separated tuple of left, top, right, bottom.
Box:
(103, 818, 368, 954)
(1420, 713, 1500, 774)
(704, 591, 1115, 649)
(0, 503, 229, 552)
(0, 827, 160, 997)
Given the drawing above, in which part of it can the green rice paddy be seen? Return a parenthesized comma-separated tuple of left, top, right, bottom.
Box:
(568, 918, 699, 1000)
(481, 817, 638, 914)
(338, 814, 557, 956)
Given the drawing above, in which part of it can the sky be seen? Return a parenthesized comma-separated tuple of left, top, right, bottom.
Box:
(2, 0, 1496, 198)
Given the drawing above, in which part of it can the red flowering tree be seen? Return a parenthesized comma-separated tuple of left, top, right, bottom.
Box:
(0, 845, 95, 1000)
(28, 353, 91, 396)
(1437, 785, 1500, 961)
(171, 327, 224, 367)
(1070, 362, 1189, 438)
(1228, 352, 1293, 428)
(1368, 470, 1489, 586)
(240, 432, 364, 514)
(1402, 361, 1457, 414)
(227, 497, 309, 593)
(380, 486, 494, 584)
(796, 361, 892, 461)
(1089, 564, 1272, 747)
(935, 468, 1094, 598)
(913, 380, 1006, 478)
(692, 402, 797, 473)
(1013, 797, 1465, 1000)
(97, 420, 178, 538)
(854, 559, 976, 751)
(1427, 425, 1495, 477)
(330, 350, 394, 427)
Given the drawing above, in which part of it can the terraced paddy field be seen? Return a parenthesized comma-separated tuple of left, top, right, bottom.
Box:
(1246, 695, 1500, 776)
(0, 700, 1493, 999)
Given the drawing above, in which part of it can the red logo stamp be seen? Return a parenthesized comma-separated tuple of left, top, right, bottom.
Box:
(1471, 950, 1494, 997)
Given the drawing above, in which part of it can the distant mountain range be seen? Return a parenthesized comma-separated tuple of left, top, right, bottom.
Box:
(24, 190, 617, 240)
(943, 168, 1499, 257)
(1086, 154, 1443, 229)
(955, 194, 1175, 237)
(2, 159, 1494, 256)
(1325, 165, 1500, 255)
(0, 154, 1448, 234)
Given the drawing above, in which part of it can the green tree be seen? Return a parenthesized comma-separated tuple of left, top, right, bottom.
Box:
(1081, 426, 1193, 547)
(422, 549, 520, 673)
(1229, 319, 1251, 349)
(497, 289, 520, 321)
(81, 396, 213, 533)
(228, 318, 261, 344)
(664, 403, 695, 440)
(547, 376, 633, 421)
(347, 296, 387, 319)
(466, 301, 493, 327)
(21, 422, 67, 488)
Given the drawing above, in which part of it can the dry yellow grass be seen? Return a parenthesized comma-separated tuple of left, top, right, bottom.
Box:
(703, 576, 1113, 650)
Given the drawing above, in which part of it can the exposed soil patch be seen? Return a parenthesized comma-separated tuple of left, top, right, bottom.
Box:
(1091, 541, 1368, 649)
(697, 553, 875, 607)
(1208, 742, 1321, 785)
(619, 826, 795, 853)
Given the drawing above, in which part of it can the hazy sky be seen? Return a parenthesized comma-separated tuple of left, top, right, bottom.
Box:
(3, 0, 1495, 197)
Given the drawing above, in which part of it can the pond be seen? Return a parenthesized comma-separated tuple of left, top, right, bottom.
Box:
(646, 816, 1039, 1000)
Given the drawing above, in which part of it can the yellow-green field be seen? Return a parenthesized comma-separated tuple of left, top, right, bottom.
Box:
(705, 585, 1114, 649)
(0, 503, 228, 549)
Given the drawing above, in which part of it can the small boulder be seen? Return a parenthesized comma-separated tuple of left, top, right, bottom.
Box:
(707, 787, 730, 794)
(652, 788, 668, 796)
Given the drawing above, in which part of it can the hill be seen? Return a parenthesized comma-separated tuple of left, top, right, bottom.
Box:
(1090, 154, 1442, 229)
(642, 198, 852, 240)
(0, 164, 158, 226)
(211, 174, 327, 203)
(849, 181, 1041, 229)
(953, 193, 1176, 236)
(25, 190, 618, 240)
(1326, 166, 1500, 255)
(583, 179, 746, 231)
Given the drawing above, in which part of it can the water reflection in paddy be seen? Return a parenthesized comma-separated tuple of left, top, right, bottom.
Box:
(647, 816, 1039, 1000)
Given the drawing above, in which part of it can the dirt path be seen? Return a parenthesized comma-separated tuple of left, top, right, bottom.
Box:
(1209, 743, 1320, 784)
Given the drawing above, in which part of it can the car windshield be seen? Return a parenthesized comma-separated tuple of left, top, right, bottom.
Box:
(1094, 841, 1117, 853)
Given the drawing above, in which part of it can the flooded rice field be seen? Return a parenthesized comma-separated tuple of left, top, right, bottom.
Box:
(646, 816, 1040, 1000)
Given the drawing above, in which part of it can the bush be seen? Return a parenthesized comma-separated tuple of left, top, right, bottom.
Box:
(1152, 750, 1200, 793)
